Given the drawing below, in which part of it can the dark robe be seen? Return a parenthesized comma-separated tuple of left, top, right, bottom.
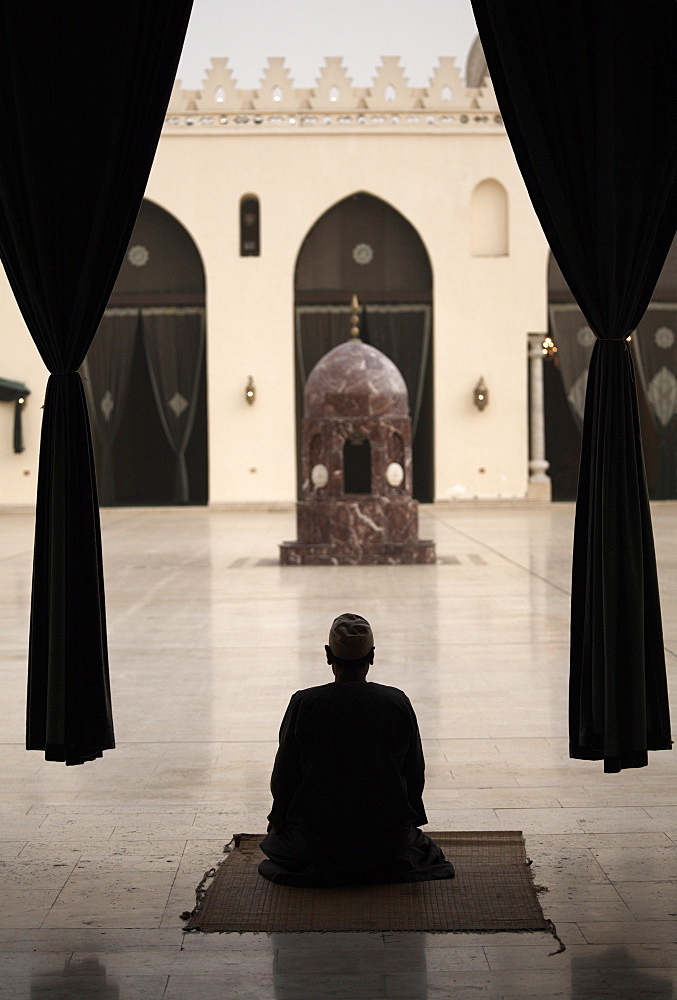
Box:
(259, 681, 454, 887)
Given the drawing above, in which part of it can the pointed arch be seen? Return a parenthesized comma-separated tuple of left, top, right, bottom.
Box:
(294, 192, 433, 503)
(85, 199, 208, 505)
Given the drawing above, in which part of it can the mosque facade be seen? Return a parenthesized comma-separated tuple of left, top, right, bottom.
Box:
(3, 43, 672, 509)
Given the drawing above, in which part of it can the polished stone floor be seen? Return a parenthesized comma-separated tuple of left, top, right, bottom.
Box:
(1, 502, 676, 999)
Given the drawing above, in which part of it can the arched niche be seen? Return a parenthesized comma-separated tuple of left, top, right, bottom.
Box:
(294, 191, 434, 503)
(109, 199, 205, 307)
(471, 179, 509, 256)
(83, 199, 208, 506)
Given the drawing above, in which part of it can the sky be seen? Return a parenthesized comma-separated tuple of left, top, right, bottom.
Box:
(176, 0, 479, 92)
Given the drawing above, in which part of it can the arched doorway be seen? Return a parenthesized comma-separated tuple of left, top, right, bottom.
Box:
(545, 241, 677, 499)
(82, 200, 208, 505)
(294, 192, 434, 502)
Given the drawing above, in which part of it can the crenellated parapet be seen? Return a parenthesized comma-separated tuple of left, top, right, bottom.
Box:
(165, 57, 502, 134)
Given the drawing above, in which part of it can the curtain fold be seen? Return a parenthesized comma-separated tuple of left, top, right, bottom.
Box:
(471, 0, 676, 770)
(141, 308, 205, 504)
(0, 2, 193, 764)
(295, 306, 352, 383)
(81, 309, 140, 506)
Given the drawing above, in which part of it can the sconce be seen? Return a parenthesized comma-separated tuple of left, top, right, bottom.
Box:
(473, 376, 489, 411)
(245, 376, 255, 405)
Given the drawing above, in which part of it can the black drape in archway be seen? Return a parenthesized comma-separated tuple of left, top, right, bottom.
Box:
(632, 308, 677, 499)
(142, 308, 206, 504)
(472, 0, 676, 770)
(0, 2, 193, 764)
(81, 310, 140, 506)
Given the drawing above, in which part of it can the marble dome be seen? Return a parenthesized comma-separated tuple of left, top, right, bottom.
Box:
(304, 339, 409, 419)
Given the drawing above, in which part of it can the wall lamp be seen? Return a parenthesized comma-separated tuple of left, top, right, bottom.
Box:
(473, 376, 489, 411)
(245, 376, 256, 405)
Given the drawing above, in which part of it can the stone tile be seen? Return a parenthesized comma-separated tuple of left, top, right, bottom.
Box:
(613, 881, 677, 920)
(530, 833, 674, 850)
(0, 928, 184, 952)
(591, 846, 677, 882)
(598, 967, 677, 999)
(3, 972, 169, 998)
(578, 921, 677, 944)
(386, 967, 611, 998)
(495, 808, 586, 834)
(0, 840, 28, 858)
(42, 872, 177, 929)
(576, 809, 663, 834)
(67, 948, 274, 975)
(180, 931, 275, 951)
(383, 930, 573, 949)
(539, 899, 636, 923)
(165, 971, 384, 999)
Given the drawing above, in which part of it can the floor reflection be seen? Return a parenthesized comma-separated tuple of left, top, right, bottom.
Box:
(271, 931, 428, 998)
(32, 958, 120, 1000)
(572, 945, 674, 999)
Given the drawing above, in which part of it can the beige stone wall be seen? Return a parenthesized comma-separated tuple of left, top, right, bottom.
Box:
(0, 275, 46, 506)
(0, 59, 549, 507)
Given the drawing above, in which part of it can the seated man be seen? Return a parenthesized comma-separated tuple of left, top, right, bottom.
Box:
(259, 612, 454, 887)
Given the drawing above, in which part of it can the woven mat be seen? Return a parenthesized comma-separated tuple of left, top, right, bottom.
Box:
(184, 831, 548, 933)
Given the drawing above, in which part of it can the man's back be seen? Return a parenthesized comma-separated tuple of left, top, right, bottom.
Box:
(268, 681, 427, 858)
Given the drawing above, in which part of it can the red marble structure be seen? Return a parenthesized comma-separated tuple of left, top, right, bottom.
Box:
(280, 336, 435, 565)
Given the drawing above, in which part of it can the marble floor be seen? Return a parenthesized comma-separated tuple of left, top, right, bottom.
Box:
(1, 502, 677, 1000)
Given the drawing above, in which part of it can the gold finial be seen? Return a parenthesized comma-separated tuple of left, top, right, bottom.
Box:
(349, 293, 361, 340)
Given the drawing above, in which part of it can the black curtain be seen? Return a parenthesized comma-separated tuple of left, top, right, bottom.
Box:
(0, 2, 193, 765)
(295, 306, 351, 381)
(472, 0, 676, 771)
(141, 308, 206, 504)
(81, 310, 139, 506)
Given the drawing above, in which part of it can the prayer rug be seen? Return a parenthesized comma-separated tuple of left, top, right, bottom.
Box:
(183, 831, 549, 933)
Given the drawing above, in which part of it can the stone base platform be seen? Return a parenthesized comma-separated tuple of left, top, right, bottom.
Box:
(280, 539, 436, 566)
(280, 495, 436, 565)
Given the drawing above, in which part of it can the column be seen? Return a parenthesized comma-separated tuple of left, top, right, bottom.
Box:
(527, 332, 551, 501)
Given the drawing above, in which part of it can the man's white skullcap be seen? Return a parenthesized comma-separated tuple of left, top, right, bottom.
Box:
(328, 613, 374, 660)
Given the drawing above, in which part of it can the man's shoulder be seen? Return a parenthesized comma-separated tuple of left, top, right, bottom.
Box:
(367, 682, 411, 702)
(291, 682, 411, 703)
(287, 682, 333, 705)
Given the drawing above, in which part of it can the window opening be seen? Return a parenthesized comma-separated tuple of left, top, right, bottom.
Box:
(240, 195, 260, 257)
(343, 437, 371, 494)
